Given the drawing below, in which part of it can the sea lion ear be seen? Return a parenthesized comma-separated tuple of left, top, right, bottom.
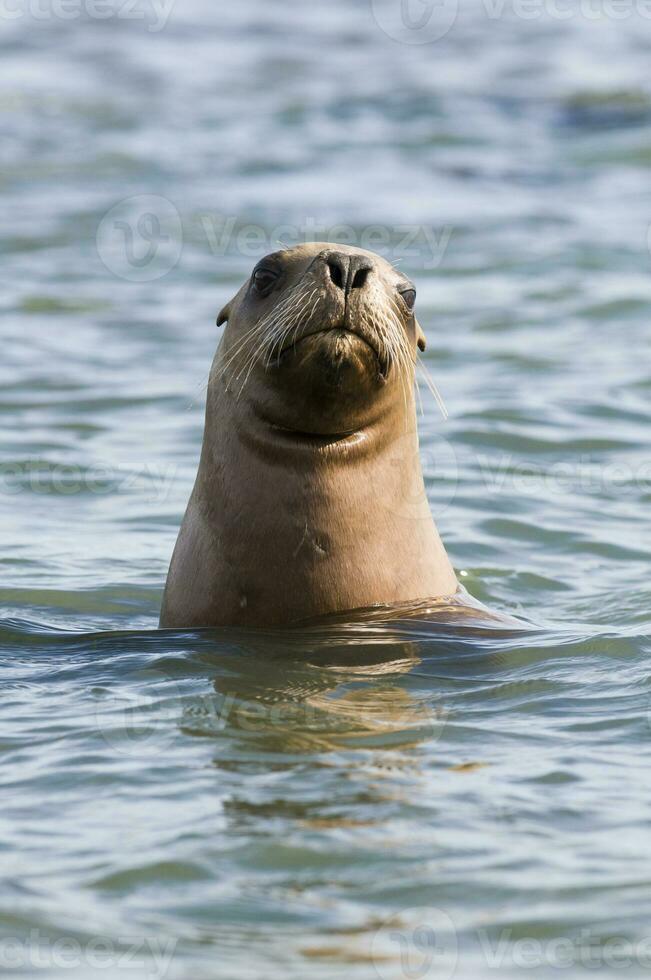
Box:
(416, 320, 427, 353)
(216, 302, 231, 327)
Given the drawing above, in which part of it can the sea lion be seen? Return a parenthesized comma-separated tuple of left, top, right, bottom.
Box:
(160, 242, 458, 628)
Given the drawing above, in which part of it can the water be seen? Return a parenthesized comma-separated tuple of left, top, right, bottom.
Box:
(2, 1, 651, 977)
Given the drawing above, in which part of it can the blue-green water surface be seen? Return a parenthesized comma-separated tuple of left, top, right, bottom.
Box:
(1, 2, 651, 977)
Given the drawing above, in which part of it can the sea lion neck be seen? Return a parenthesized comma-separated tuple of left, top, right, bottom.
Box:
(168, 381, 458, 627)
(206, 383, 407, 468)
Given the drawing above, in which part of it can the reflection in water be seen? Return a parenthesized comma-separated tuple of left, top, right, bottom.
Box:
(158, 611, 543, 970)
(174, 608, 533, 851)
(181, 593, 523, 757)
(204, 649, 440, 755)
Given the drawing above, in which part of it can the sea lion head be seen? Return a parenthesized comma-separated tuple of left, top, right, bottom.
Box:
(213, 242, 428, 438)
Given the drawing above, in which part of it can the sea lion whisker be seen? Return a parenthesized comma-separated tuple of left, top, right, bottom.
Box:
(393, 341, 411, 416)
(220, 320, 266, 366)
(237, 281, 318, 387)
(219, 319, 271, 373)
(281, 287, 321, 357)
(266, 285, 319, 366)
(417, 359, 449, 421)
(301, 288, 322, 332)
(237, 336, 271, 398)
(232, 317, 282, 381)
(376, 307, 405, 375)
(224, 333, 270, 388)
(225, 282, 314, 382)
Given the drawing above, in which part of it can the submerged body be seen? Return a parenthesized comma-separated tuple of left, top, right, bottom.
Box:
(161, 243, 458, 628)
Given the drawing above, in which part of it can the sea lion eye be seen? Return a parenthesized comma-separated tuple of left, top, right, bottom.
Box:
(399, 287, 416, 311)
(252, 267, 278, 296)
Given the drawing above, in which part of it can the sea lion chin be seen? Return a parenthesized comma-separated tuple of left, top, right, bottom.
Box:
(264, 327, 387, 435)
(160, 242, 458, 628)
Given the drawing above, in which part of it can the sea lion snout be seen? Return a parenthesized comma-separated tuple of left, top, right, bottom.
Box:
(321, 249, 375, 297)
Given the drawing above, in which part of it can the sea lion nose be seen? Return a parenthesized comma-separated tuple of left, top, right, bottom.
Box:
(325, 252, 373, 294)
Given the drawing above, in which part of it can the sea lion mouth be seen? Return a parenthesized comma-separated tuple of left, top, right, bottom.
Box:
(279, 326, 386, 375)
